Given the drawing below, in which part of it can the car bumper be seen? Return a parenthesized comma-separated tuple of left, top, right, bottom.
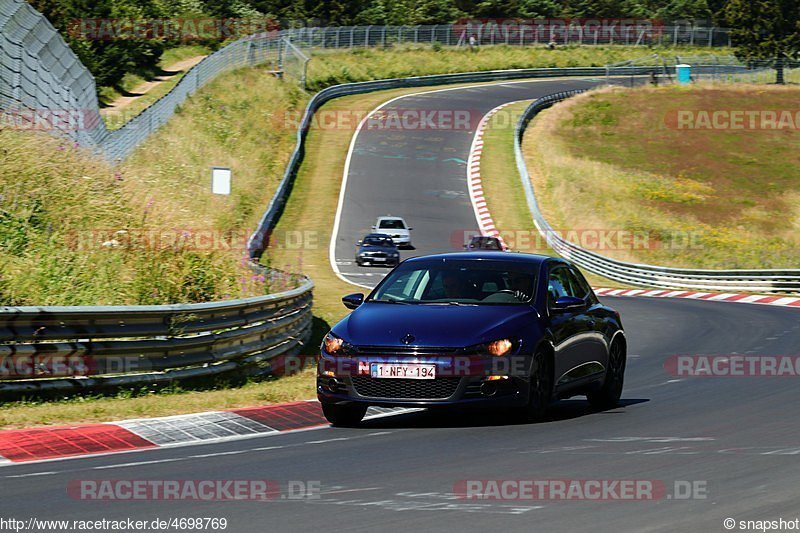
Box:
(356, 256, 399, 266)
(317, 354, 529, 408)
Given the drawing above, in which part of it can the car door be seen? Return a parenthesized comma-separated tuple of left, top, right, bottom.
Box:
(547, 266, 605, 390)
(566, 266, 609, 368)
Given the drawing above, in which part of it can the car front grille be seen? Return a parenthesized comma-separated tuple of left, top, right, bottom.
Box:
(353, 345, 461, 356)
(351, 376, 460, 399)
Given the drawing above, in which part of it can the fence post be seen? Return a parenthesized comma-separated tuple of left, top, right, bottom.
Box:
(350, 27, 355, 48)
(366, 25, 371, 47)
(432, 25, 437, 45)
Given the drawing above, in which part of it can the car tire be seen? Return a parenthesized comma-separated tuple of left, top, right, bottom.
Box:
(516, 350, 553, 422)
(321, 402, 368, 427)
(587, 339, 626, 410)
(356, 259, 363, 266)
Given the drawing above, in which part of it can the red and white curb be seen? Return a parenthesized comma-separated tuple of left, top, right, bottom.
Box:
(594, 288, 800, 308)
(467, 101, 519, 249)
(467, 104, 800, 310)
(0, 402, 418, 464)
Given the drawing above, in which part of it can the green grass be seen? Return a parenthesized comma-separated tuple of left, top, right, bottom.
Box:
(524, 84, 800, 270)
(0, 64, 306, 307)
(305, 44, 731, 91)
(0, 369, 316, 430)
(478, 101, 626, 289)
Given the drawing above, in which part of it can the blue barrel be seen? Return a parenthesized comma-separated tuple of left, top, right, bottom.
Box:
(676, 64, 692, 84)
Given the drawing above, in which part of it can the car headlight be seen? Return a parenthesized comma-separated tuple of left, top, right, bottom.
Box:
(322, 332, 353, 355)
(486, 339, 514, 356)
(465, 339, 517, 356)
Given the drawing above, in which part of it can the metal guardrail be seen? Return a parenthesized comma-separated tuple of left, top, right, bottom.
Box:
(0, 272, 314, 397)
(514, 91, 800, 293)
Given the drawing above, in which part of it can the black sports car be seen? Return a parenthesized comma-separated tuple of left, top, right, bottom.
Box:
(318, 252, 627, 426)
(355, 233, 401, 267)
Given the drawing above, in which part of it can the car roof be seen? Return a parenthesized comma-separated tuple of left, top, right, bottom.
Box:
(376, 216, 405, 221)
(403, 251, 562, 265)
(363, 233, 394, 239)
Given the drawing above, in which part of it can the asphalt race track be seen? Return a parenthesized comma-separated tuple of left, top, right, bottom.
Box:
(331, 78, 602, 288)
(6, 80, 800, 532)
(4, 297, 800, 531)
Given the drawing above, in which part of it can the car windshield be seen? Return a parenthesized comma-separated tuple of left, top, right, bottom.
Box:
(378, 219, 405, 229)
(362, 236, 394, 247)
(369, 259, 537, 305)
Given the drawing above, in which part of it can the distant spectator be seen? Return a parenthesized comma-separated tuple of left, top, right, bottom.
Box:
(469, 34, 477, 51)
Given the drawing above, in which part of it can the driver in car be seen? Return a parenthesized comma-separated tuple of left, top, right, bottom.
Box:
(442, 272, 468, 299)
(508, 271, 534, 302)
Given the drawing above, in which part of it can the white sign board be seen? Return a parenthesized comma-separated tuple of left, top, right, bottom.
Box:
(212, 167, 231, 195)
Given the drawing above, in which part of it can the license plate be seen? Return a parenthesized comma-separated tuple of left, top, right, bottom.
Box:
(373, 257, 386, 262)
(371, 363, 436, 380)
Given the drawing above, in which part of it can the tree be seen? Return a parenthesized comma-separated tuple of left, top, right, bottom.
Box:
(723, 0, 800, 83)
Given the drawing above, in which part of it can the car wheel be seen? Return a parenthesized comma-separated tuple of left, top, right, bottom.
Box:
(321, 402, 368, 427)
(587, 338, 626, 410)
(356, 259, 363, 266)
(517, 350, 553, 422)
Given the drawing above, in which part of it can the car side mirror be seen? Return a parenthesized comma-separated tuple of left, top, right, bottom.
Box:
(552, 295, 586, 312)
(408, 227, 413, 231)
(371, 226, 377, 230)
(342, 293, 364, 310)
(356, 240, 362, 246)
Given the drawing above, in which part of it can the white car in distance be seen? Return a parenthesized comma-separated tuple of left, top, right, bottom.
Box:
(371, 216, 412, 248)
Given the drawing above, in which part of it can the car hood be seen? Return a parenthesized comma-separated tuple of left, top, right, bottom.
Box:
(334, 302, 540, 348)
